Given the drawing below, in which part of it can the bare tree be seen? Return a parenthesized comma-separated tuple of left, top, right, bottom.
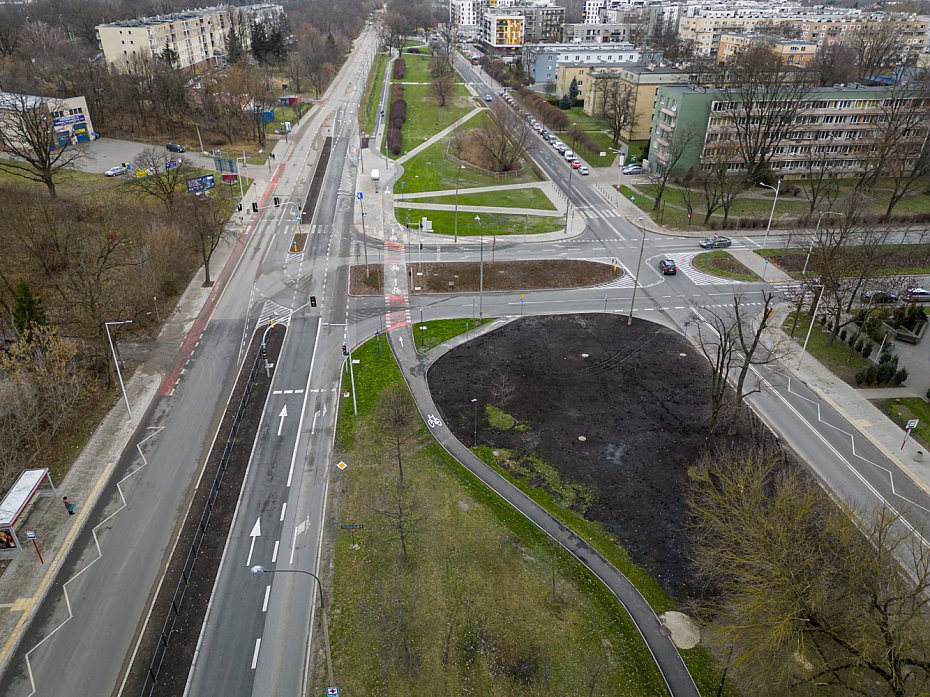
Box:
(179, 188, 237, 286)
(129, 147, 191, 212)
(0, 93, 89, 197)
(851, 22, 907, 81)
(682, 152, 744, 226)
(478, 105, 532, 173)
(799, 152, 841, 216)
(688, 446, 930, 696)
(809, 43, 858, 87)
(376, 477, 422, 567)
(430, 75, 454, 107)
(647, 125, 698, 211)
(597, 79, 636, 149)
(487, 369, 515, 407)
(380, 384, 418, 483)
(715, 44, 812, 184)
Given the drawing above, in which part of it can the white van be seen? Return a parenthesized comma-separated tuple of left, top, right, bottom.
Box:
(564, 150, 574, 161)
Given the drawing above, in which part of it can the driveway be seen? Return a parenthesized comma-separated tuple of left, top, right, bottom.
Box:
(76, 137, 218, 175)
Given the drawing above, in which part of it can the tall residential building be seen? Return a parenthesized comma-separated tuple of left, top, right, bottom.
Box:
(717, 33, 818, 66)
(522, 42, 642, 82)
(96, 4, 285, 73)
(481, 11, 525, 48)
(648, 83, 930, 177)
(513, 4, 565, 43)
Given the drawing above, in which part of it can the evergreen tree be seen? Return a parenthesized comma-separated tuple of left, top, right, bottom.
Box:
(559, 93, 573, 109)
(160, 43, 179, 67)
(326, 32, 337, 56)
(568, 77, 579, 106)
(12, 281, 47, 338)
(226, 25, 244, 64)
(250, 22, 269, 63)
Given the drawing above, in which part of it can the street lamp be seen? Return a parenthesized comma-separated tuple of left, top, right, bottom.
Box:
(249, 565, 335, 689)
(799, 283, 826, 369)
(628, 217, 647, 326)
(803, 211, 845, 277)
(565, 162, 574, 234)
(758, 179, 781, 280)
(104, 320, 133, 418)
(475, 215, 484, 320)
(454, 164, 465, 243)
(608, 146, 626, 192)
(471, 398, 478, 446)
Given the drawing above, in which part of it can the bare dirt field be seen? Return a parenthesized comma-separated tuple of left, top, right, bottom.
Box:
(427, 313, 753, 604)
(349, 259, 621, 295)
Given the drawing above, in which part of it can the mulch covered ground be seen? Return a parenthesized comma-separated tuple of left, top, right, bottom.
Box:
(428, 313, 740, 604)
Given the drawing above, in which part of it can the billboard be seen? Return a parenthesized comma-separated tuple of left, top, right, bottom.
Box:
(186, 174, 216, 193)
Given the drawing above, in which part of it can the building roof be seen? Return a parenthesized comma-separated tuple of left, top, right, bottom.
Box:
(98, 3, 280, 29)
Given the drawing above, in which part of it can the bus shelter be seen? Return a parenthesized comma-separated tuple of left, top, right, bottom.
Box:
(0, 469, 56, 550)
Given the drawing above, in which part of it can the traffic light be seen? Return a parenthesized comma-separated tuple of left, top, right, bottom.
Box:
(310, 296, 317, 308)
(237, 202, 243, 212)
(273, 197, 280, 208)
(252, 202, 259, 213)
(342, 344, 348, 356)
(260, 346, 268, 359)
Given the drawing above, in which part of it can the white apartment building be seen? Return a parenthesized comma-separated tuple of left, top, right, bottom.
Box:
(523, 41, 641, 82)
(452, 0, 480, 31)
(97, 4, 285, 73)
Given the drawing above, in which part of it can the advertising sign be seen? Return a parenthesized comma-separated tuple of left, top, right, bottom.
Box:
(53, 114, 86, 127)
(186, 174, 216, 193)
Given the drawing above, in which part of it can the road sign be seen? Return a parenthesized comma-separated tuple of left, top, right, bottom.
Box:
(340, 524, 364, 530)
(357, 192, 363, 200)
(327, 688, 340, 696)
(336, 461, 348, 470)
(906, 419, 919, 430)
(25, 530, 36, 539)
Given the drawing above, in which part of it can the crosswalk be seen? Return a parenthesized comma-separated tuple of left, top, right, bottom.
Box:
(258, 300, 292, 327)
(592, 257, 637, 288)
(674, 251, 743, 286)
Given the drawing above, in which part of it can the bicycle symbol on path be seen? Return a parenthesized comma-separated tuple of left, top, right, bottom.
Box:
(427, 414, 443, 428)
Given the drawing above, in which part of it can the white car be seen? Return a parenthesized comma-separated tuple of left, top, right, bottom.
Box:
(579, 166, 590, 175)
(105, 165, 129, 177)
(904, 287, 930, 302)
(622, 164, 644, 175)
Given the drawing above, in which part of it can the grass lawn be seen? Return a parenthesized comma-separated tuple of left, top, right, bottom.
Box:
(782, 312, 871, 385)
(692, 251, 760, 282)
(405, 186, 556, 211)
(390, 83, 472, 156)
(393, 52, 457, 84)
(879, 397, 930, 450)
(361, 52, 388, 134)
(400, 115, 543, 193)
(413, 317, 495, 353)
(329, 339, 670, 696)
(756, 245, 930, 278)
(397, 207, 562, 236)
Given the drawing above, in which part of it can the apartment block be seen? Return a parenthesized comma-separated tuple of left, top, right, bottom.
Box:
(96, 4, 285, 73)
(482, 11, 526, 48)
(649, 83, 930, 178)
(523, 42, 641, 83)
(717, 33, 818, 66)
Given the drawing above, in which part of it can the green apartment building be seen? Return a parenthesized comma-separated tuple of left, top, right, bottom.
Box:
(648, 84, 930, 179)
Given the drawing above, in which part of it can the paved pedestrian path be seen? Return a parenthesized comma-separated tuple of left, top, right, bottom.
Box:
(393, 200, 563, 217)
(729, 248, 794, 282)
(396, 106, 484, 164)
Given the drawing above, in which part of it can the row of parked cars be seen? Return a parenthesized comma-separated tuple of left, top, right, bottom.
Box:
(105, 143, 186, 177)
(497, 90, 590, 175)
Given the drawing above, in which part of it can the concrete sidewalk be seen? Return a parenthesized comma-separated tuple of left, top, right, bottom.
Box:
(394, 200, 563, 217)
(729, 248, 794, 282)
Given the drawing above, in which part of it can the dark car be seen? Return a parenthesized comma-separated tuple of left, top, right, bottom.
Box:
(862, 289, 898, 304)
(659, 259, 677, 275)
(166, 142, 186, 153)
(699, 236, 732, 249)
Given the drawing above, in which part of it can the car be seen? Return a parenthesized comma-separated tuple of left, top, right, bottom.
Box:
(484, 95, 493, 102)
(166, 143, 186, 153)
(904, 287, 930, 302)
(862, 289, 898, 304)
(579, 166, 589, 175)
(622, 164, 644, 175)
(699, 236, 732, 249)
(659, 259, 677, 275)
(571, 160, 582, 169)
(105, 165, 129, 177)
(555, 144, 567, 154)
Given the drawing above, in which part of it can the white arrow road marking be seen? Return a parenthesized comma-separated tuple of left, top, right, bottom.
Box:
(277, 405, 288, 436)
(246, 517, 261, 566)
(399, 336, 404, 348)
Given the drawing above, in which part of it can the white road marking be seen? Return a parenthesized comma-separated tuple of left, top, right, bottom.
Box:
(262, 585, 271, 612)
(272, 540, 279, 563)
(246, 518, 261, 566)
(280, 502, 287, 521)
(251, 638, 261, 669)
(277, 405, 288, 436)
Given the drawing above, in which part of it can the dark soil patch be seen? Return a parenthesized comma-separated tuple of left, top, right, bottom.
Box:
(767, 244, 930, 274)
(121, 325, 283, 696)
(349, 260, 620, 296)
(292, 232, 308, 253)
(693, 252, 759, 281)
(427, 314, 751, 604)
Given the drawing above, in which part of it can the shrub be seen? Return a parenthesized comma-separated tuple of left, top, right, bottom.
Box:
(877, 362, 896, 385)
(862, 343, 873, 358)
(854, 339, 863, 352)
(864, 365, 877, 385)
(855, 369, 867, 385)
(894, 368, 909, 385)
(840, 329, 847, 341)
(392, 59, 406, 80)
(879, 352, 897, 366)
(387, 127, 403, 155)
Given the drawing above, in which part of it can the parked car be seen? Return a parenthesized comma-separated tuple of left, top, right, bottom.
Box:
(862, 289, 899, 304)
(484, 94, 493, 102)
(659, 259, 677, 275)
(166, 142, 186, 153)
(622, 164, 644, 175)
(555, 143, 567, 154)
(699, 236, 732, 249)
(579, 166, 590, 175)
(904, 287, 930, 302)
(105, 165, 130, 177)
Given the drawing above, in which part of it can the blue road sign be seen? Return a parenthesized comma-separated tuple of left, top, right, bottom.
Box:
(340, 524, 365, 530)
(357, 192, 363, 200)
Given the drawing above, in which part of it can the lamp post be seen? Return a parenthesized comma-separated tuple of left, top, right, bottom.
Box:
(250, 565, 334, 689)
(803, 211, 845, 277)
(454, 164, 465, 243)
(565, 162, 575, 234)
(608, 146, 626, 192)
(104, 320, 133, 418)
(758, 179, 781, 280)
(475, 215, 484, 320)
(471, 398, 478, 446)
(799, 283, 826, 369)
(628, 217, 647, 326)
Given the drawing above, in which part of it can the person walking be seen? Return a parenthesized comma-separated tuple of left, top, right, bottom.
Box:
(63, 497, 75, 515)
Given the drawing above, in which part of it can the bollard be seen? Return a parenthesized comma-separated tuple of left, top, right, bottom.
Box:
(915, 451, 924, 463)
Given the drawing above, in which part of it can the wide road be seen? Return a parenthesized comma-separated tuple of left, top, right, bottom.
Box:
(0, 26, 379, 697)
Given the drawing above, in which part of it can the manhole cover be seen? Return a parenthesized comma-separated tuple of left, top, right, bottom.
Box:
(581, 353, 589, 358)
(578, 435, 587, 442)
(679, 353, 687, 357)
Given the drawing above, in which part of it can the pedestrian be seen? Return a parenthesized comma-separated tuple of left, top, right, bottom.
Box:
(63, 496, 75, 515)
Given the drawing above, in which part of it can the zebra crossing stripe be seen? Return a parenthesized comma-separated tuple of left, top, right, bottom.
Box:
(675, 252, 742, 286)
